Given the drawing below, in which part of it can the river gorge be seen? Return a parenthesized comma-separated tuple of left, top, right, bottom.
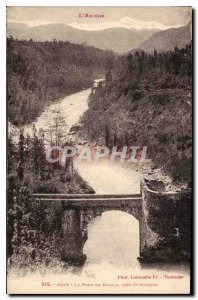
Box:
(8, 81, 190, 293)
(19, 80, 142, 195)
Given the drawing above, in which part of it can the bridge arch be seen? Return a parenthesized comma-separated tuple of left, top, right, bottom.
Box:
(83, 210, 140, 266)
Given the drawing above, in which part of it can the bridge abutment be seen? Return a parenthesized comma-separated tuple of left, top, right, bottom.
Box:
(61, 207, 86, 265)
(140, 179, 191, 263)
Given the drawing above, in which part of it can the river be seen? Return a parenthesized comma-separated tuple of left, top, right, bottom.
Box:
(22, 81, 141, 195)
(8, 81, 190, 293)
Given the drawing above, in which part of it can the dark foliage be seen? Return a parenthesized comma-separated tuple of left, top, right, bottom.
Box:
(80, 43, 192, 185)
(7, 126, 94, 270)
(7, 38, 114, 125)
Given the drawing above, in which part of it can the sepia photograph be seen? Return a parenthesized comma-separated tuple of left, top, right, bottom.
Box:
(6, 6, 192, 294)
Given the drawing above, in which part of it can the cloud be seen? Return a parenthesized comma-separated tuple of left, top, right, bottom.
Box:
(7, 16, 184, 31)
(68, 16, 183, 31)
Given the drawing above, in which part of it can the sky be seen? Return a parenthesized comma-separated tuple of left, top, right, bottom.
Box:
(7, 7, 192, 31)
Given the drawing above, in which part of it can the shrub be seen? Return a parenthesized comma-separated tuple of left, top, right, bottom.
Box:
(157, 133, 169, 144)
(161, 77, 177, 89)
(132, 89, 143, 101)
(152, 93, 171, 107)
(33, 180, 60, 194)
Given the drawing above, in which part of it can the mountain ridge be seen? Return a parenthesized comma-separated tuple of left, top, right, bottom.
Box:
(7, 21, 191, 54)
(138, 21, 192, 53)
(7, 22, 159, 54)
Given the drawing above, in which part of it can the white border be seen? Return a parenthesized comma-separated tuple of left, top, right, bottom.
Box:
(0, 1, 196, 299)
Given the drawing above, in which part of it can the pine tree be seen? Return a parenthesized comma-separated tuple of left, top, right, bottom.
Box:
(38, 134, 46, 180)
(25, 133, 31, 160)
(17, 129, 25, 180)
(7, 133, 15, 173)
(32, 125, 39, 177)
(113, 131, 117, 146)
(105, 125, 110, 146)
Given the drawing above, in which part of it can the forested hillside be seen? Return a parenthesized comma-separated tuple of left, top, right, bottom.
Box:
(7, 38, 113, 125)
(80, 44, 192, 185)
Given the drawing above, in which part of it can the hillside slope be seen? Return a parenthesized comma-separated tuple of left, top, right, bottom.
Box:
(7, 38, 113, 125)
(80, 44, 192, 185)
(139, 22, 192, 53)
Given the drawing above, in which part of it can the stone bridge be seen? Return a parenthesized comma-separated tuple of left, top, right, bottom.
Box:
(31, 179, 191, 265)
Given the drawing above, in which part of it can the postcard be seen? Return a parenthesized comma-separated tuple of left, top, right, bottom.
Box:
(7, 6, 192, 294)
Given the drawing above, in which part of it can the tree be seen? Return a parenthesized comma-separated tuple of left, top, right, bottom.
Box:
(105, 125, 110, 146)
(25, 133, 31, 160)
(127, 53, 133, 73)
(113, 131, 117, 146)
(38, 131, 46, 180)
(32, 125, 40, 177)
(64, 140, 74, 180)
(7, 133, 15, 173)
(17, 129, 25, 180)
(47, 112, 67, 166)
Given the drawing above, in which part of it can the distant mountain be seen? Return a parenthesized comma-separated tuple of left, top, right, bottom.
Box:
(7, 22, 31, 40)
(7, 22, 159, 54)
(138, 22, 192, 53)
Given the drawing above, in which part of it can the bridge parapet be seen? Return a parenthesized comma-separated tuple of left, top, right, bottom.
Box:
(31, 193, 142, 200)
